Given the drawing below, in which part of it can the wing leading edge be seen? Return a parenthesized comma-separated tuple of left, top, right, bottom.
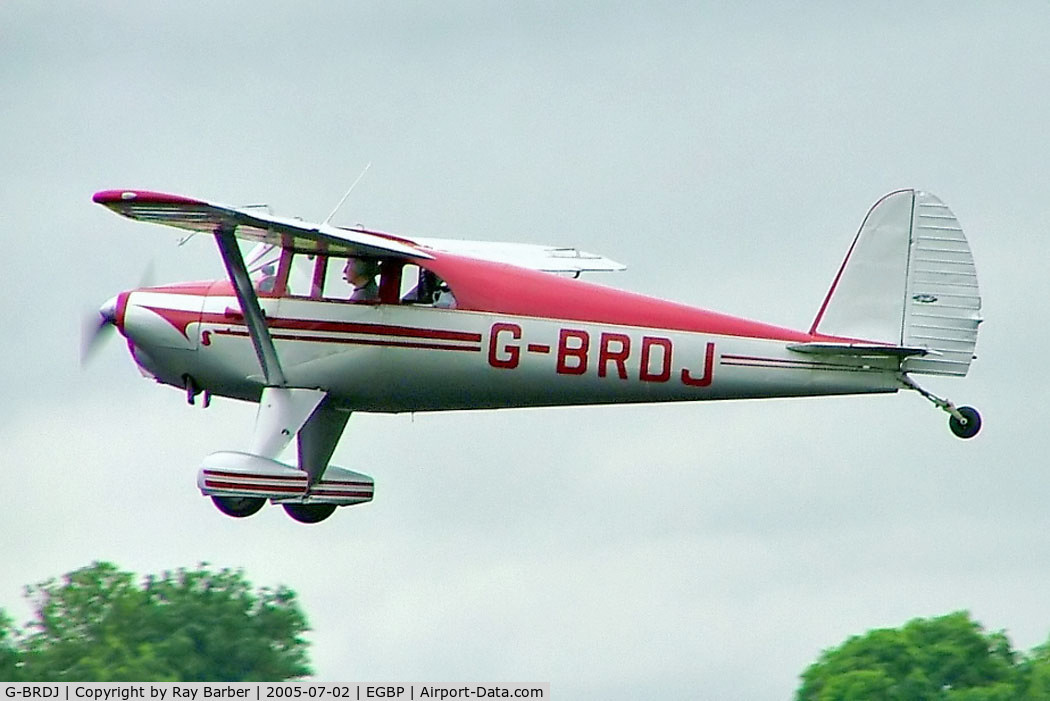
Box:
(92, 190, 431, 261)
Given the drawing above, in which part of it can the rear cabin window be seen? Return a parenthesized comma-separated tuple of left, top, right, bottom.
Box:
(399, 264, 422, 301)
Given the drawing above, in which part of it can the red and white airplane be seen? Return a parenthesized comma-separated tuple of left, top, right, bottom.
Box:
(89, 188, 983, 523)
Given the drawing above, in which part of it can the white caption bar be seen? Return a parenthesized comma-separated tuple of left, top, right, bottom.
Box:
(0, 683, 550, 701)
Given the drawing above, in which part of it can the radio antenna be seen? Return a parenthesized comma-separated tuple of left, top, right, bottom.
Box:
(323, 162, 372, 226)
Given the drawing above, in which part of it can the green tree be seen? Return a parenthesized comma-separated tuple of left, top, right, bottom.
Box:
(0, 611, 20, 680)
(797, 612, 1020, 700)
(1018, 640, 1050, 700)
(5, 561, 311, 682)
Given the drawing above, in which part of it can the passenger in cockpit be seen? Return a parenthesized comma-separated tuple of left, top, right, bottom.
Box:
(343, 258, 380, 301)
(256, 264, 277, 294)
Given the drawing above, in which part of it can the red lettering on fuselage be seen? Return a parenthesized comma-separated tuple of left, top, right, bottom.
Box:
(488, 322, 522, 369)
(639, 336, 672, 383)
(556, 329, 589, 375)
(598, 332, 630, 379)
(681, 342, 716, 387)
(488, 323, 715, 388)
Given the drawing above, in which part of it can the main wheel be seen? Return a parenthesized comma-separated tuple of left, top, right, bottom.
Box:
(949, 406, 982, 439)
(283, 503, 337, 524)
(212, 495, 266, 518)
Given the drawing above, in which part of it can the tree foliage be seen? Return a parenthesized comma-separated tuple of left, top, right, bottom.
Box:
(0, 562, 311, 682)
(797, 611, 1050, 701)
(0, 611, 20, 681)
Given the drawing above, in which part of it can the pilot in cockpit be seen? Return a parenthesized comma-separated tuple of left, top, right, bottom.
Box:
(343, 258, 380, 302)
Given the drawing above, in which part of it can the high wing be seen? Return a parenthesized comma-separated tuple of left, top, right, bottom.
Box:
(93, 189, 625, 273)
(93, 190, 430, 260)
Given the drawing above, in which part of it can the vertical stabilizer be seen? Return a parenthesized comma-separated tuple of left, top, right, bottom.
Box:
(811, 190, 981, 377)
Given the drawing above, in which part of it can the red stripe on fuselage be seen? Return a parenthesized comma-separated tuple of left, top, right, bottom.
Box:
(136, 300, 484, 345)
(196, 309, 482, 343)
(214, 329, 481, 352)
(233, 315, 482, 343)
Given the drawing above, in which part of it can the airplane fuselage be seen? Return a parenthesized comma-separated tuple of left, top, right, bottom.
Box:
(118, 283, 901, 413)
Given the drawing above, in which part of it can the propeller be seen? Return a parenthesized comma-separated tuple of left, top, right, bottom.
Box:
(80, 296, 119, 366)
(80, 261, 154, 366)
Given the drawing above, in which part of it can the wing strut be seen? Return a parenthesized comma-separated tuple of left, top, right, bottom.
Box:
(213, 225, 287, 387)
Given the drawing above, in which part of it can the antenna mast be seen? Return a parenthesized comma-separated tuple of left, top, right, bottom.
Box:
(323, 162, 372, 226)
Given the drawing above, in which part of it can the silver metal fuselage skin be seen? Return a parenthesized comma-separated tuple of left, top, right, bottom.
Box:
(122, 287, 900, 413)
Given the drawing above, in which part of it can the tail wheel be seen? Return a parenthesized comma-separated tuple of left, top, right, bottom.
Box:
(283, 503, 337, 524)
(949, 406, 982, 439)
(902, 377, 982, 440)
(212, 495, 265, 518)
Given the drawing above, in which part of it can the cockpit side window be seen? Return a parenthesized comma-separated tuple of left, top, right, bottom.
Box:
(260, 250, 455, 308)
(264, 250, 328, 298)
(282, 251, 315, 297)
(321, 256, 354, 299)
(319, 256, 384, 302)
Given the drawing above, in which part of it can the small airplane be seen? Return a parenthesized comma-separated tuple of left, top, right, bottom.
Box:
(87, 187, 983, 523)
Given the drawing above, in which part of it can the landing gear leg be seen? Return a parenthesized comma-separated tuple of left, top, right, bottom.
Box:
(184, 374, 200, 406)
(900, 375, 982, 439)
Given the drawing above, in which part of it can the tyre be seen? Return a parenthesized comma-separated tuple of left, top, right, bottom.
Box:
(283, 503, 337, 524)
(211, 495, 266, 518)
(949, 406, 982, 439)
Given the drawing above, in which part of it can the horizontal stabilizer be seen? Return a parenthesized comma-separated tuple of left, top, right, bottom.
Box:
(787, 342, 929, 358)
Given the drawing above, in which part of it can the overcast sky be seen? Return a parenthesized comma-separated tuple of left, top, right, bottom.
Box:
(3, 1, 1050, 697)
